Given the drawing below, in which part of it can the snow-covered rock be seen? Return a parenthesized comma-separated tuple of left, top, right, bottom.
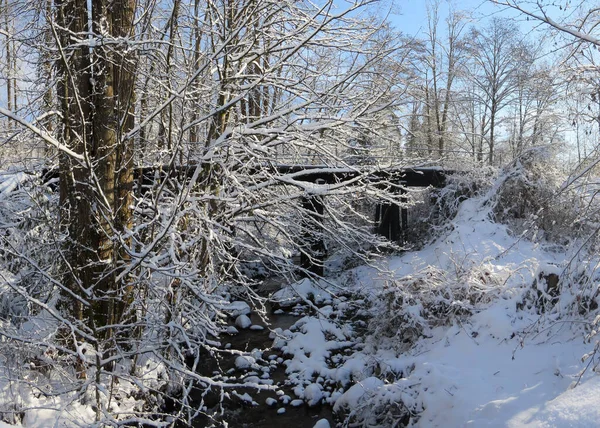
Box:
(272, 278, 331, 307)
(222, 301, 252, 317)
(235, 314, 252, 329)
(332, 377, 383, 412)
(225, 326, 239, 335)
(313, 419, 330, 428)
(234, 355, 256, 369)
(304, 383, 323, 406)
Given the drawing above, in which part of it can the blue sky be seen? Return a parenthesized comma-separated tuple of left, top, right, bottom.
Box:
(387, 0, 535, 37)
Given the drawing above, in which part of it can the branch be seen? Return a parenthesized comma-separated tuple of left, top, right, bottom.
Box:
(493, 1, 600, 46)
(0, 108, 84, 161)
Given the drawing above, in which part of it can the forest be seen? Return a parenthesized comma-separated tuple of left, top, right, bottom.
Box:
(0, 0, 600, 426)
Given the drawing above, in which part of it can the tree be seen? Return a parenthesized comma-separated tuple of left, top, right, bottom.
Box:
(54, 0, 136, 375)
(506, 58, 561, 159)
(466, 18, 522, 165)
(0, 0, 412, 423)
(422, 2, 467, 158)
(493, 1, 600, 170)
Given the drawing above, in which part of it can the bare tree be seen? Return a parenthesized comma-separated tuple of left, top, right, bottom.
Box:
(421, 2, 467, 158)
(466, 17, 522, 165)
(0, 0, 414, 424)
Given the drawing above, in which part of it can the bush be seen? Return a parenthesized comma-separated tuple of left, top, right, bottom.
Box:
(430, 166, 496, 229)
(367, 263, 500, 352)
(491, 149, 585, 246)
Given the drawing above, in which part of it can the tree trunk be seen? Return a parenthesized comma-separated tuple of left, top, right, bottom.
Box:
(56, 0, 136, 350)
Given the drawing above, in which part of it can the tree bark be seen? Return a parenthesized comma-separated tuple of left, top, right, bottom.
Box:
(56, 0, 136, 349)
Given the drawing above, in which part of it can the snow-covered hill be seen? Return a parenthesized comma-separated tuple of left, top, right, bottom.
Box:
(271, 174, 600, 427)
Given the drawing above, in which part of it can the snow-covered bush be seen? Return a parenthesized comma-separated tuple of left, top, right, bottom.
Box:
(367, 264, 500, 352)
(431, 165, 496, 229)
(491, 149, 585, 245)
(0, 173, 57, 323)
(333, 377, 419, 427)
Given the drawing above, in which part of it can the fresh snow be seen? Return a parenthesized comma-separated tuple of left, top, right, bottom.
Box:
(235, 314, 252, 329)
(313, 419, 331, 428)
(2, 171, 600, 427)
(268, 181, 600, 427)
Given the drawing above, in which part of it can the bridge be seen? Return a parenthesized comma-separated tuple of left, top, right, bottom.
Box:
(39, 163, 450, 275)
(274, 165, 448, 275)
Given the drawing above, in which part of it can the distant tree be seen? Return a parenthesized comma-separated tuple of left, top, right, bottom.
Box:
(466, 18, 523, 165)
(421, 2, 467, 158)
(506, 58, 561, 159)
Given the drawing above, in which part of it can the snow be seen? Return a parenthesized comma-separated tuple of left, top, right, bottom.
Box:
(509, 376, 600, 427)
(3, 167, 600, 427)
(304, 383, 323, 406)
(0, 172, 31, 200)
(271, 278, 332, 307)
(235, 355, 256, 370)
(226, 326, 239, 335)
(221, 300, 252, 317)
(313, 419, 330, 428)
(269, 178, 600, 427)
(332, 377, 384, 412)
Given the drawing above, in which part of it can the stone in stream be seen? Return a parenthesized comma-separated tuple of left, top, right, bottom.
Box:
(313, 419, 330, 428)
(223, 301, 252, 318)
(225, 326, 239, 335)
(304, 383, 323, 406)
(234, 355, 256, 369)
(235, 314, 252, 329)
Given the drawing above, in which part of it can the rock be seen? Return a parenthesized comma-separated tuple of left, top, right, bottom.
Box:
(277, 407, 286, 414)
(290, 399, 304, 407)
(266, 397, 277, 407)
(243, 375, 261, 384)
(235, 314, 252, 329)
(250, 325, 265, 331)
(226, 326, 239, 335)
(545, 273, 560, 296)
(313, 419, 330, 428)
(304, 383, 323, 406)
(223, 301, 252, 318)
(235, 355, 256, 369)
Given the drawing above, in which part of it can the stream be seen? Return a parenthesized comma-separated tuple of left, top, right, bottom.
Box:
(186, 281, 337, 427)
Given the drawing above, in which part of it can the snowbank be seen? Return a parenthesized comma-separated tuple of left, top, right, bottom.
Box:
(271, 174, 600, 427)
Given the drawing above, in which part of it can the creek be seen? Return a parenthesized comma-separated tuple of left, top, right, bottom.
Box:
(187, 284, 337, 427)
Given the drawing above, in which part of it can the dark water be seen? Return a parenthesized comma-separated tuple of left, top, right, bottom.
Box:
(188, 308, 336, 428)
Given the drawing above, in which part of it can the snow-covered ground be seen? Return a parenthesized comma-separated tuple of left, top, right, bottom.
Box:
(1, 170, 599, 427)
(270, 183, 600, 427)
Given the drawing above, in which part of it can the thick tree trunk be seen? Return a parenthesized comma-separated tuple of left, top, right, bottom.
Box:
(56, 0, 136, 349)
